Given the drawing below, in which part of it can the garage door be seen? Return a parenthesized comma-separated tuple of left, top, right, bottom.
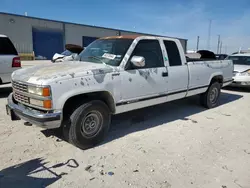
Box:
(32, 28, 64, 60)
(82, 36, 98, 48)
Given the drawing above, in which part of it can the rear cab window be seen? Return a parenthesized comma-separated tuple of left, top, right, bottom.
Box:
(0, 37, 18, 55)
(163, 40, 182, 66)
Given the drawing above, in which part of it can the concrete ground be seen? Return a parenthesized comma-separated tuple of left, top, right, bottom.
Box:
(0, 61, 250, 188)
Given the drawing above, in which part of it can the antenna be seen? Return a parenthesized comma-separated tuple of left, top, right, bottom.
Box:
(207, 19, 212, 50)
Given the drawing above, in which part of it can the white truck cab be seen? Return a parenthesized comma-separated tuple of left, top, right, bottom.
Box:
(6, 35, 233, 149)
(0, 34, 21, 84)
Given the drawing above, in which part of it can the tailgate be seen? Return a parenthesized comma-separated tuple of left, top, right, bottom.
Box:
(0, 55, 20, 74)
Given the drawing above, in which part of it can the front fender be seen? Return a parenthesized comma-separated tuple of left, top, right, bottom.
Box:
(50, 76, 116, 110)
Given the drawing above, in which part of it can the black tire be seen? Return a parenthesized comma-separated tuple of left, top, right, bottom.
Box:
(200, 82, 221, 108)
(66, 100, 111, 150)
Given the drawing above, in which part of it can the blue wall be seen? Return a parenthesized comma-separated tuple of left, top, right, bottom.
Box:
(82, 36, 98, 47)
(32, 28, 64, 59)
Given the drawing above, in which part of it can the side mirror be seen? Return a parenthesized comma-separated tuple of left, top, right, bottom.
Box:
(131, 56, 145, 67)
(72, 53, 80, 61)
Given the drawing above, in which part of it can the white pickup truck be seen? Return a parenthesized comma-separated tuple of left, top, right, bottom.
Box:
(6, 35, 233, 149)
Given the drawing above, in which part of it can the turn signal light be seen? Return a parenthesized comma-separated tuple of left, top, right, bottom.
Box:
(43, 100, 52, 109)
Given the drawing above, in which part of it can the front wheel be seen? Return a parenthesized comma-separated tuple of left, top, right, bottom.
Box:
(200, 82, 221, 108)
(66, 100, 111, 150)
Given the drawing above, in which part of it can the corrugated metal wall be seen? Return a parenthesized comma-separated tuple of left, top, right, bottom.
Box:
(0, 13, 187, 54)
(64, 23, 118, 47)
(0, 13, 63, 53)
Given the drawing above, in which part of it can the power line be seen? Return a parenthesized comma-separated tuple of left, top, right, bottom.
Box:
(196, 36, 200, 51)
(217, 35, 220, 54)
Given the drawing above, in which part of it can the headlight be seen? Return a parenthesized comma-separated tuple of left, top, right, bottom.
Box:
(239, 70, 250, 76)
(28, 86, 50, 96)
(30, 98, 44, 107)
(30, 98, 52, 109)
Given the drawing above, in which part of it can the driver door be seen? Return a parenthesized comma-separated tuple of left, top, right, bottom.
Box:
(120, 39, 168, 103)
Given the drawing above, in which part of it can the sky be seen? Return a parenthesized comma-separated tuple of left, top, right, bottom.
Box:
(1, 0, 250, 53)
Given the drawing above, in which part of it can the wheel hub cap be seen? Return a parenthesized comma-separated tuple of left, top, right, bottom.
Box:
(81, 111, 102, 136)
(210, 88, 218, 103)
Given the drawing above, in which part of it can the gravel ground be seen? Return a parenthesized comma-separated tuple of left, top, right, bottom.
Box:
(0, 62, 250, 188)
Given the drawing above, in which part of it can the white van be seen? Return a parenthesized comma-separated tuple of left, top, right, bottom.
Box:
(0, 34, 21, 85)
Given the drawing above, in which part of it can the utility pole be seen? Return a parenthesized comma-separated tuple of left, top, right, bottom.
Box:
(196, 36, 200, 51)
(217, 35, 220, 54)
(219, 41, 222, 54)
(207, 19, 212, 50)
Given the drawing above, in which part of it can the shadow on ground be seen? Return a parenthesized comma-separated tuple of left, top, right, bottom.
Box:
(0, 158, 79, 188)
(0, 86, 12, 98)
(223, 86, 250, 93)
(103, 91, 242, 144)
(43, 91, 243, 148)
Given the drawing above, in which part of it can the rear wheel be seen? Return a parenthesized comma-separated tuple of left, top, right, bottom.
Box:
(64, 100, 111, 150)
(200, 82, 221, 108)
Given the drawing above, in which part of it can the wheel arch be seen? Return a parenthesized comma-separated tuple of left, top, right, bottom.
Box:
(62, 91, 116, 122)
(209, 73, 223, 86)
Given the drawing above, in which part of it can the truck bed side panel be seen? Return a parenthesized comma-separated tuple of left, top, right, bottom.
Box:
(186, 60, 233, 97)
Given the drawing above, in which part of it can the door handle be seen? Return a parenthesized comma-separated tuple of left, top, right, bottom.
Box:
(162, 72, 168, 77)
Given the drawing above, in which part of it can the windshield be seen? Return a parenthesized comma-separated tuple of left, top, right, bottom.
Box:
(61, 50, 73, 56)
(227, 56, 250, 65)
(78, 38, 133, 66)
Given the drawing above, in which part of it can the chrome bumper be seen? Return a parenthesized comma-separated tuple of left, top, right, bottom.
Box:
(6, 93, 62, 129)
(229, 81, 250, 88)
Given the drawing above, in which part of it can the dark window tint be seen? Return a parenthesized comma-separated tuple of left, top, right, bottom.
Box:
(227, 56, 250, 65)
(164, 41, 182, 66)
(129, 40, 164, 69)
(0, 37, 18, 55)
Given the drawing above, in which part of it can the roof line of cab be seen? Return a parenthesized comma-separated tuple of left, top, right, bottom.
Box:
(99, 35, 179, 41)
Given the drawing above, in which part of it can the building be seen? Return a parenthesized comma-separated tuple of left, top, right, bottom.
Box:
(0, 12, 187, 59)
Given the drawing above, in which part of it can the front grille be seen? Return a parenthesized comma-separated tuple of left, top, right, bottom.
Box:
(12, 81, 28, 93)
(14, 92, 29, 104)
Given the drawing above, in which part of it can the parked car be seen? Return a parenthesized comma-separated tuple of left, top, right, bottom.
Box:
(52, 44, 83, 63)
(0, 34, 21, 85)
(215, 54, 228, 60)
(6, 35, 233, 149)
(226, 53, 250, 87)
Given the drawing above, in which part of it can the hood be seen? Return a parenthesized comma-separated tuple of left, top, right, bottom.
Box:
(234, 64, 250, 72)
(12, 61, 114, 85)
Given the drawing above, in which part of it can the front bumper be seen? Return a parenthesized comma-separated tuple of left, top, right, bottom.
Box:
(229, 76, 250, 88)
(6, 93, 62, 129)
(229, 81, 250, 88)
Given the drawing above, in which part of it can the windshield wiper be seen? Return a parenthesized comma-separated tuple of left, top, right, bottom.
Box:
(88, 56, 107, 65)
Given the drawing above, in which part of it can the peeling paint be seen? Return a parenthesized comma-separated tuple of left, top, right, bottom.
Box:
(91, 68, 113, 83)
(80, 81, 85, 86)
(69, 73, 75, 78)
